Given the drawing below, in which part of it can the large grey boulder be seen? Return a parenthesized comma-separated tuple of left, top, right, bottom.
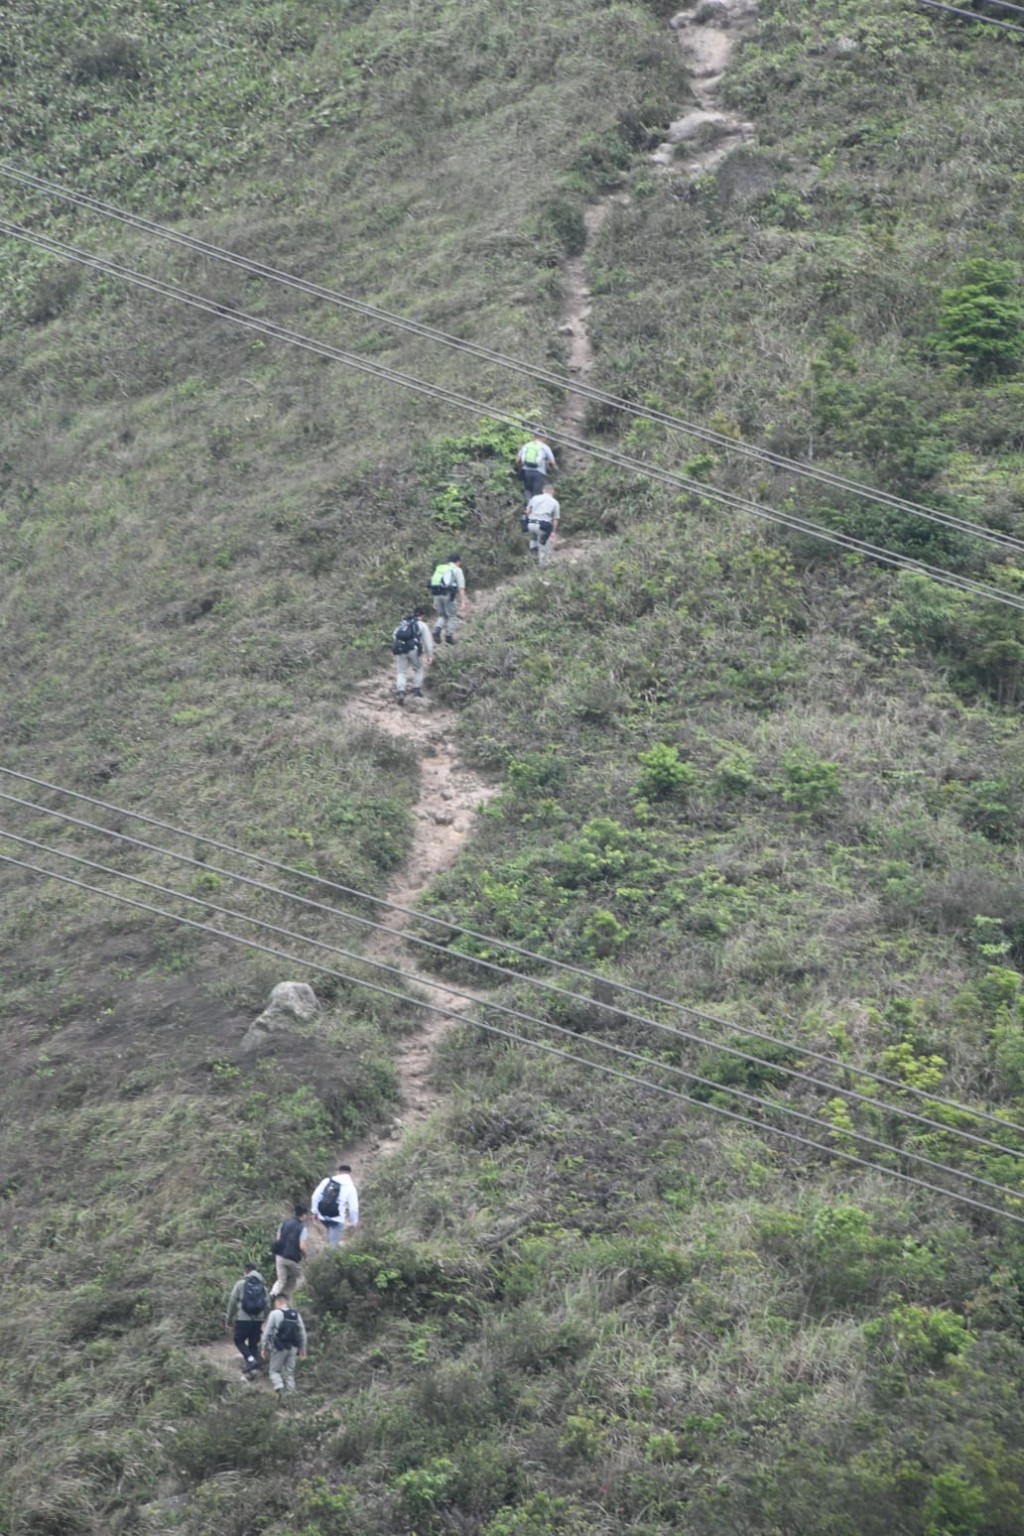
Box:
(240, 981, 319, 1052)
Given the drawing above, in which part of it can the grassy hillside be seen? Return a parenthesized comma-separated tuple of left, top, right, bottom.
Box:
(2, 0, 1024, 1533)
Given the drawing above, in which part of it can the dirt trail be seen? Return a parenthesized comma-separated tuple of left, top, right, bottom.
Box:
(205, 4, 757, 1389)
(340, 0, 759, 1165)
(559, 2, 755, 470)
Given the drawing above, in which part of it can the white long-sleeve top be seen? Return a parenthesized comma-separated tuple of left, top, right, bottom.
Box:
(311, 1171, 359, 1227)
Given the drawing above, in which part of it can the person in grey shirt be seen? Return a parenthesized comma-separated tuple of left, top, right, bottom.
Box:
(260, 1293, 308, 1398)
(393, 607, 434, 705)
(224, 1262, 269, 1378)
(525, 483, 560, 566)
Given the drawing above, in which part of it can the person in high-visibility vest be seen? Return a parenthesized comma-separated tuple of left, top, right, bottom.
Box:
(514, 433, 557, 501)
(429, 554, 467, 645)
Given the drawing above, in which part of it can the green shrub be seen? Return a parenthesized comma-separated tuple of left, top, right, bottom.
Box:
(934, 259, 1024, 380)
(636, 742, 698, 800)
(775, 750, 842, 817)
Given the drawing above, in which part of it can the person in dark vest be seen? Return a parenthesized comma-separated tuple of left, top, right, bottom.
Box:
(260, 1292, 308, 1399)
(224, 1261, 270, 1378)
(270, 1204, 308, 1298)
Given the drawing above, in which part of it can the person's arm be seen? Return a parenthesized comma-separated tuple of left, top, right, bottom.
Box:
(299, 1224, 308, 1258)
(421, 624, 434, 664)
(298, 1316, 309, 1359)
(310, 1180, 324, 1222)
(260, 1314, 276, 1356)
(225, 1280, 240, 1329)
(345, 1178, 359, 1228)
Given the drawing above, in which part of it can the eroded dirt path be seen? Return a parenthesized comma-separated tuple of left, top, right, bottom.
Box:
(559, 1, 756, 470)
(204, 0, 758, 1393)
(341, 653, 499, 1158)
(344, 0, 760, 1165)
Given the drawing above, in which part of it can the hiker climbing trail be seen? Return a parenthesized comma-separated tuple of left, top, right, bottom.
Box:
(202, 0, 760, 1386)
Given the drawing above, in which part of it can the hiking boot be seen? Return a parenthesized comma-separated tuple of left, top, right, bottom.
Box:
(433, 626, 442, 643)
(412, 687, 423, 697)
(396, 692, 405, 706)
(445, 635, 456, 645)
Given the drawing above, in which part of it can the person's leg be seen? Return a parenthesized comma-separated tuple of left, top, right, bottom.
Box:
(325, 1221, 343, 1249)
(443, 595, 458, 641)
(242, 1320, 261, 1370)
(268, 1349, 287, 1394)
(284, 1258, 304, 1296)
(432, 596, 444, 641)
(537, 523, 552, 567)
(271, 1255, 289, 1297)
(234, 1320, 258, 1370)
(283, 1348, 298, 1393)
(233, 1321, 251, 1366)
(396, 652, 409, 700)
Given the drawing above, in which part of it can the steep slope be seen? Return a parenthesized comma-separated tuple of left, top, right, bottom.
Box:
(2, 1, 1024, 1534)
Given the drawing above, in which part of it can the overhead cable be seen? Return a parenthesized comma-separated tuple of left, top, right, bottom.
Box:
(2, 162, 1023, 558)
(917, 0, 1024, 32)
(2, 217, 1023, 613)
(4, 780, 1023, 1166)
(2, 835, 1022, 1227)
(3, 763, 1021, 1142)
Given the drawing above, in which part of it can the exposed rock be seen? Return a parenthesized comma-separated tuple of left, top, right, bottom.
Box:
(240, 981, 319, 1052)
(667, 110, 731, 144)
(693, 0, 732, 23)
(827, 36, 859, 58)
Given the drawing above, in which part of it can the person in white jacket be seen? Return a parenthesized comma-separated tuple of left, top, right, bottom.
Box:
(311, 1162, 359, 1249)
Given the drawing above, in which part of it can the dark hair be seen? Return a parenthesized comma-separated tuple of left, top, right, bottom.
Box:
(413, 605, 425, 618)
(449, 552, 461, 563)
(277, 1293, 291, 1305)
(294, 1205, 308, 1218)
(337, 1163, 352, 1173)
(244, 1262, 256, 1273)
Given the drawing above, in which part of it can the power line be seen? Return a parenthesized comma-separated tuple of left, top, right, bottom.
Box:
(2, 837, 1022, 1226)
(2, 821, 1022, 1208)
(3, 217, 1023, 614)
(4, 763, 1020, 1142)
(3, 165, 1024, 560)
(4, 779, 1023, 1166)
(917, 0, 1024, 33)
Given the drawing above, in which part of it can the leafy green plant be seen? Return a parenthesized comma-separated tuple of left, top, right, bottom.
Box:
(934, 259, 1023, 380)
(636, 742, 698, 800)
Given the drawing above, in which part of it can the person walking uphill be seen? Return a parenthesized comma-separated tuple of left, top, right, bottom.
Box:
(311, 1162, 359, 1249)
(270, 1205, 308, 1298)
(430, 553, 466, 645)
(392, 606, 434, 706)
(526, 482, 560, 567)
(261, 1293, 308, 1400)
(515, 433, 557, 500)
(225, 1262, 270, 1379)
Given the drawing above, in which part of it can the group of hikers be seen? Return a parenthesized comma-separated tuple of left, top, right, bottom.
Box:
(391, 433, 561, 706)
(223, 1162, 359, 1399)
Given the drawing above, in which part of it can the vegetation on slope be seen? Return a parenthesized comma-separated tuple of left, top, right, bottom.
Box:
(1, 0, 1024, 1533)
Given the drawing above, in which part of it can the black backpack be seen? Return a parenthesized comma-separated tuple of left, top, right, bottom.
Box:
(275, 1308, 302, 1350)
(392, 616, 421, 656)
(241, 1273, 267, 1316)
(319, 1178, 341, 1219)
